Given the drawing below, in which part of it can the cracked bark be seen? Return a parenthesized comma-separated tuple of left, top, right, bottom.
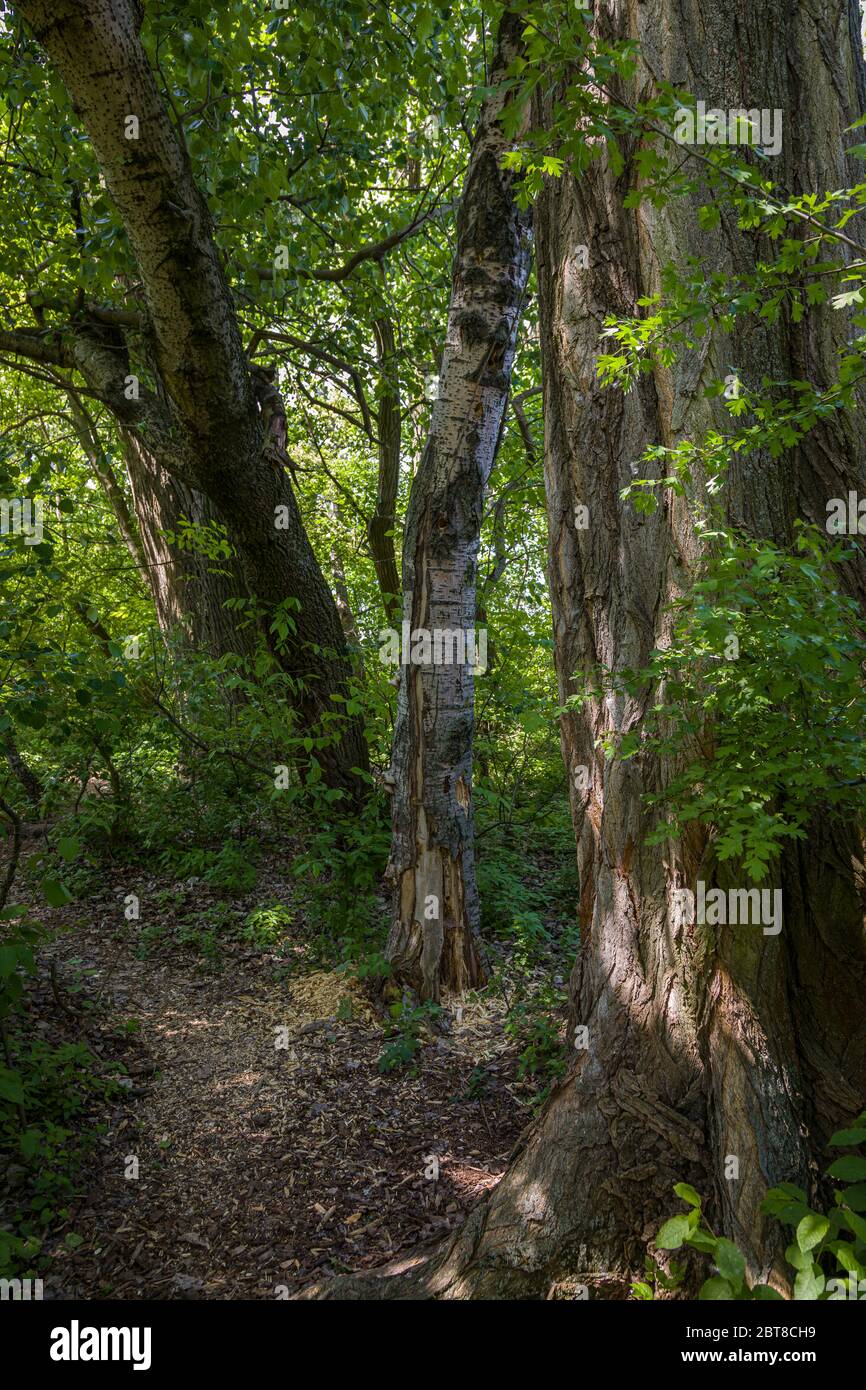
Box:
(384, 12, 533, 1001)
(65, 394, 246, 654)
(305, 0, 866, 1298)
(122, 433, 252, 657)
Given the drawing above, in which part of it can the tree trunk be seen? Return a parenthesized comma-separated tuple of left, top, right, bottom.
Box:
(328, 500, 363, 654)
(515, 0, 866, 1291)
(305, 0, 866, 1297)
(122, 432, 251, 657)
(67, 394, 248, 655)
(368, 314, 402, 622)
(15, 0, 368, 801)
(65, 392, 150, 595)
(384, 12, 533, 1001)
(2, 727, 41, 813)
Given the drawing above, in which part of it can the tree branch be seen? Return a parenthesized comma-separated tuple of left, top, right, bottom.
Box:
(16, 0, 254, 449)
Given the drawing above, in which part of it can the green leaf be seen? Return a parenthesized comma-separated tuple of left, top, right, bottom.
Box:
(828, 1156, 866, 1183)
(687, 1228, 718, 1254)
(842, 1208, 866, 1243)
(785, 1241, 812, 1272)
(0, 1066, 25, 1104)
(42, 877, 72, 907)
(56, 836, 81, 863)
(416, 4, 434, 43)
(827, 1241, 866, 1276)
(796, 1212, 829, 1253)
(793, 1265, 824, 1300)
(828, 1126, 866, 1146)
(839, 1182, 866, 1212)
(673, 1182, 702, 1208)
(656, 1213, 691, 1249)
(714, 1237, 746, 1286)
(699, 1277, 734, 1300)
(0, 945, 26, 977)
(19, 1128, 41, 1159)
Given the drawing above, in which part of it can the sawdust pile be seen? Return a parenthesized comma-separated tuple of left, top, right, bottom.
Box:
(288, 970, 380, 1027)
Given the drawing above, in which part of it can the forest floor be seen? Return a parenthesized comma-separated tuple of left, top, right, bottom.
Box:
(9, 842, 561, 1299)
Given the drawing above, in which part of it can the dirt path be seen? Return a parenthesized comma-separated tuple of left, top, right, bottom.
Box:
(38, 877, 526, 1299)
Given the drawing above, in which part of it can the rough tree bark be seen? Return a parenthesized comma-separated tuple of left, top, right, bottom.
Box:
(66, 392, 247, 654)
(65, 392, 150, 594)
(122, 432, 253, 658)
(9, 0, 367, 799)
(305, 0, 866, 1297)
(368, 313, 402, 623)
(383, 11, 533, 1001)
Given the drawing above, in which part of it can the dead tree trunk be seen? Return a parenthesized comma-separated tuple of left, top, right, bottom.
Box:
(384, 11, 532, 1001)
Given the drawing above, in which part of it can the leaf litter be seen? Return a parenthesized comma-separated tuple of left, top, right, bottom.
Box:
(26, 852, 532, 1298)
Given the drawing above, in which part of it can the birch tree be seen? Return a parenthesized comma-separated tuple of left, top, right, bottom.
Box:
(384, 9, 533, 1000)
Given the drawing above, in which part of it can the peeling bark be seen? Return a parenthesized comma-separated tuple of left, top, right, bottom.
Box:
(307, 0, 866, 1297)
(385, 12, 533, 1000)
